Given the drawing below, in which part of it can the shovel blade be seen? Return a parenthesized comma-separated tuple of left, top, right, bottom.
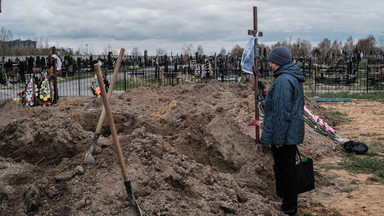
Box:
(84, 152, 96, 164)
(124, 181, 143, 216)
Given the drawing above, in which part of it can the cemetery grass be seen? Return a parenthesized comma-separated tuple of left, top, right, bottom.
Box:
(315, 92, 384, 184)
(306, 91, 384, 103)
(303, 96, 384, 216)
(308, 92, 384, 183)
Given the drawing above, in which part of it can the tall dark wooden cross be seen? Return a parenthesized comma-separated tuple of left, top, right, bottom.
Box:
(52, 46, 59, 104)
(248, 6, 263, 144)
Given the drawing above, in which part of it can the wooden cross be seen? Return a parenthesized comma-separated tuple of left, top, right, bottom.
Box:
(248, 6, 263, 144)
(52, 46, 59, 104)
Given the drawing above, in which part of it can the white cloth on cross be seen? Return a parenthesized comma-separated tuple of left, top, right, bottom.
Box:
(241, 35, 256, 74)
(52, 54, 62, 71)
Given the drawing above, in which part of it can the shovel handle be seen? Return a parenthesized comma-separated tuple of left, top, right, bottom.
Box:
(94, 63, 130, 183)
(95, 48, 125, 134)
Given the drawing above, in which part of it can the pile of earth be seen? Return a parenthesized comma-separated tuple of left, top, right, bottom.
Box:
(0, 79, 344, 215)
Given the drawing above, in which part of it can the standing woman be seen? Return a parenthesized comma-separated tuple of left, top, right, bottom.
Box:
(260, 46, 305, 215)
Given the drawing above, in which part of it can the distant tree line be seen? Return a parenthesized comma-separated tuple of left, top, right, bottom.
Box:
(180, 35, 384, 66)
(2, 25, 384, 67)
(266, 35, 383, 65)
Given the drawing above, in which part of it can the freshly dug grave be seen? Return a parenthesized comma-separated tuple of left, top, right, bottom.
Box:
(0, 79, 343, 215)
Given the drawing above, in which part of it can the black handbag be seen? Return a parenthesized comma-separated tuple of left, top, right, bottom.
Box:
(274, 146, 315, 198)
(295, 146, 315, 194)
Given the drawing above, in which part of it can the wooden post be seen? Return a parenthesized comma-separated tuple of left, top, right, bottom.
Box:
(248, 6, 263, 144)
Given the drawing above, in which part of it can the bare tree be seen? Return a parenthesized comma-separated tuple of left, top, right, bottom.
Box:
(102, 43, 113, 55)
(156, 48, 167, 56)
(219, 47, 226, 56)
(379, 33, 384, 52)
(302, 40, 312, 57)
(89, 44, 96, 55)
(290, 38, 312, 58)
(196, 44, 204, 56)
(272, 41, 290, 49)
(231, 44, 243, 59)
(1, 27, 13, 44)
(132, 47, 141, 57)
(77, 43, 85, 55)
(311, 47, 321, 63)
(1, 27, 13, 72)
(343, 36, 354, 59)
(330, 40, 343, 63)
(317, 38, 332, 64)
(356, 35, 376, 57)
(45, 38, 49, 49)
(181, 43, 193, 56)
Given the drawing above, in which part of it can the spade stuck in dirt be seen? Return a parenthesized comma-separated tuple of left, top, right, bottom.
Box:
(94, 63, 143, 215)
(84, 48, 125, 164)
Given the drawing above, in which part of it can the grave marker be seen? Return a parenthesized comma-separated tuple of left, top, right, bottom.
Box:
(248, 6, 263, 144)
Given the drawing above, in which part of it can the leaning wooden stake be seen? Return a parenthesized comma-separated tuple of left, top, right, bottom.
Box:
(95, 64, 143, 216)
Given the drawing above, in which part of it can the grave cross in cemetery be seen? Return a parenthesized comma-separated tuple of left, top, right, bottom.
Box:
(52, 47, 59, 104)
(248, 6, 263, 144)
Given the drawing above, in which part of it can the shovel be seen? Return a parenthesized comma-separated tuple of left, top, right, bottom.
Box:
(94, 63, 143, 215)
(84, 48, 125, 164)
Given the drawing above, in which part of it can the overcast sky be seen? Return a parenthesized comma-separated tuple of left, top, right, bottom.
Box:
(1, 0, 383, 56)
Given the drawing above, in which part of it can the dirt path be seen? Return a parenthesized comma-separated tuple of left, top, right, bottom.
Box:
(306, 100, 384, 216)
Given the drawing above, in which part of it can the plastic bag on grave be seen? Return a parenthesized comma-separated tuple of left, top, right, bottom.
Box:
(343, 141, 368, 154)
